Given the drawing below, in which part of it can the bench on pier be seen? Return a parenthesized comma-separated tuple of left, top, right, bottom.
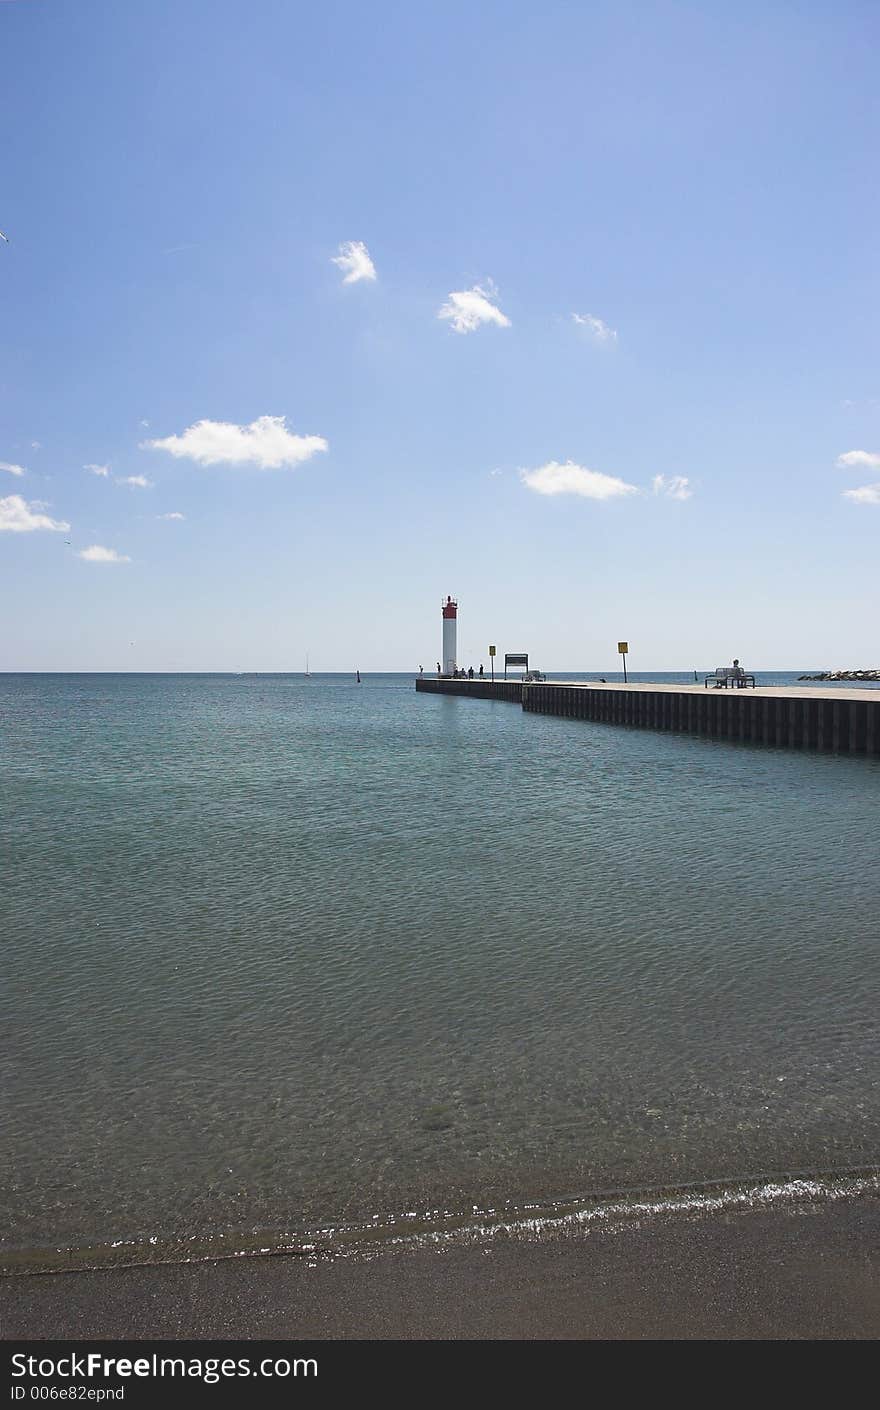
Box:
(705, 667, 756, 689)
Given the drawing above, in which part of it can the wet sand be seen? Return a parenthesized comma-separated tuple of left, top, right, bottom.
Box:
(2, 1193, 879, 1340)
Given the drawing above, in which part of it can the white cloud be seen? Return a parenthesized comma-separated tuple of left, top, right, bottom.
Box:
(159, 511, 185, 520)
(438, 283, 511, 334)
(143, 415, 327, 470)
(84, 463, 110, 477)
(836, 449, 880, 471)
(0, 494, 70, 533)
(572, 312, 618, 342)
(139, 419, 150, 428)
(652, 474, 693, 500)
(117, 474, 153, 488)
(520, 460, 638, 501)
(489, 468, 503, 477)
(0, 461, 26, 477)
(78, 545, 131, 563)
(331, 240, 377, 285)
(30, 441, 41, 450)
(843, 483, 880, 505)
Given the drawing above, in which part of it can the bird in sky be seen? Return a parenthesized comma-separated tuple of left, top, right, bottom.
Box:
(0, 231, 9, 244)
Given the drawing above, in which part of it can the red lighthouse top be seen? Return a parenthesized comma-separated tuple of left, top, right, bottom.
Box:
(442, 596, 458, 619)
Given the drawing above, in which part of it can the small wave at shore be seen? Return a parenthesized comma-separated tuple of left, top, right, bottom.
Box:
(4, 1167, 878, 1278)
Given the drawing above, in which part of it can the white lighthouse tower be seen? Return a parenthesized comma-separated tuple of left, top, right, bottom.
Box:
(441, 596, 458, 676)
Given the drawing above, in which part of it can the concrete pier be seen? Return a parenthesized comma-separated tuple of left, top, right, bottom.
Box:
(415, 678, 880, 756)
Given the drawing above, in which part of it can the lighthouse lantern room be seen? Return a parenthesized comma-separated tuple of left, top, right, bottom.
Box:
(441, 596, 458, 676)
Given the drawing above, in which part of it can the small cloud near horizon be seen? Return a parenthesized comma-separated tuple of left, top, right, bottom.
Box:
(331, 240, 377, 285)
(572, 312, 618, 342)
(143, 415, 327, 470)
(84, 463, 110, 477)
(117, 474, 153, 488)
(438, 282, 511, 334)
(520, 460, 637, 501)
(652, 473, 692, 500)
(0, 461, 26, 477)
(836, 449, 880, 471)
(78, 545, 131, 563)
(843, 483, 880, 505)
(0, 494, 70, 533)
(159, 511, 185, 520)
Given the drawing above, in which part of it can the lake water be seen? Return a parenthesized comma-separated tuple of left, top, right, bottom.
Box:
(2, 672, 879, 1271)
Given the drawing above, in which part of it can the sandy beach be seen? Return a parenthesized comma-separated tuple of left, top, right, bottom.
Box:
(2, 1192, 878, 1341)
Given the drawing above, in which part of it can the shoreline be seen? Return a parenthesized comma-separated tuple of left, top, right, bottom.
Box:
(3, 1189, 879, 1340)
(4, 1168, 877, 1278)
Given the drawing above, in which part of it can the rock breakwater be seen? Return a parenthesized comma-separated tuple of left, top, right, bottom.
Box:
(798, 669, 880, 682)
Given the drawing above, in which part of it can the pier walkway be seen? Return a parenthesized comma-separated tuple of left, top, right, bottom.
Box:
(415, 678, 880, 755)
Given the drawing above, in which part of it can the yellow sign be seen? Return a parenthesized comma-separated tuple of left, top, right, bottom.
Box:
(488, 645, 496, 656)
(618, 642, 628, 655)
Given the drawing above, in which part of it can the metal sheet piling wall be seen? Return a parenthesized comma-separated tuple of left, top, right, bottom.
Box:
(415, 677, 880, 756)
(416, 678, 524, 704)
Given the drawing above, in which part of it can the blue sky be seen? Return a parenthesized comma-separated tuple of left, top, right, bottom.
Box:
(1, 0, 878, 671)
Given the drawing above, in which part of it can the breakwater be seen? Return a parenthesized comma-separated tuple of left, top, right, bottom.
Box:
(418, 677, 524, 703)
(799, 670, 880, 682)
(416, 677, 880, 755)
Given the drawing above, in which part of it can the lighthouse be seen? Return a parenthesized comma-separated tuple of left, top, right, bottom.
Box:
(441, 596, 458, 676)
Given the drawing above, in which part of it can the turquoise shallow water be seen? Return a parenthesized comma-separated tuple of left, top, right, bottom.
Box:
(1, 673, 879, 1270)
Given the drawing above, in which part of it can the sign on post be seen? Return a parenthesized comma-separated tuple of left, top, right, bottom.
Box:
(488, 645, 496, 683)
(618, 641, 629, 684)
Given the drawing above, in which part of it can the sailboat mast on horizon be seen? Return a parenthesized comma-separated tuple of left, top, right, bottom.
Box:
(304, 653, 311, 678)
